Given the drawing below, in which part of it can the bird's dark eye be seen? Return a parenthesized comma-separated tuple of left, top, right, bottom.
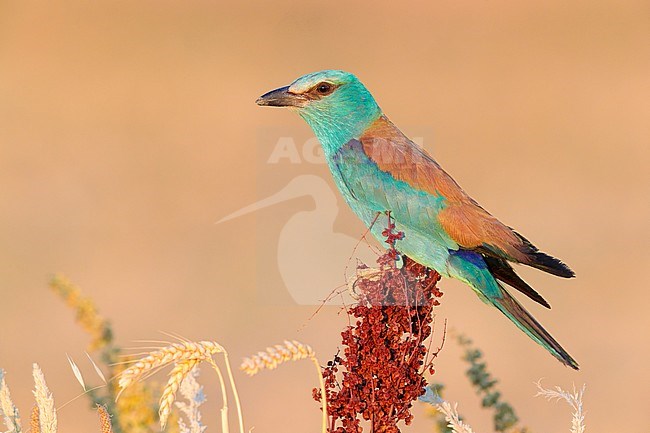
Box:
(315, 82, 334, 95)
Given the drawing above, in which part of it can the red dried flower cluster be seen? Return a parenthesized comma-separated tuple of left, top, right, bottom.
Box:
(381, 219, 405, 260)
(314, 221, 444, 433)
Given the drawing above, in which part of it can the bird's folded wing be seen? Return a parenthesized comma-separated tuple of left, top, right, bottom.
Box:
(333, 138, 456, 250)
(336, 115, 531, 264)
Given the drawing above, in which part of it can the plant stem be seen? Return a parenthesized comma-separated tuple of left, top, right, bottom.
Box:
(311, 356, 328, 433)
(209, 359, 230, 433)
(222, 353, 245, 433)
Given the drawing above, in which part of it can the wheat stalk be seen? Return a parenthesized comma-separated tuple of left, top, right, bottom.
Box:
(159, 360, 200, 429)
(117, 341, 224, 395)
(219, 354, 245, 433)
(32, 364, 56, 433)
(241, 340, 327, 433)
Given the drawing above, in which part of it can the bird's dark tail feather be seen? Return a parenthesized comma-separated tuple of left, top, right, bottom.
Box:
(484, 256, 551, 308)
(492, 285, 579, 370)
(514, 232, 575, 278)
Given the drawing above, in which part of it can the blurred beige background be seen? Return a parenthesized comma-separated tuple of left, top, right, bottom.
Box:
(1, 1, 648, 432)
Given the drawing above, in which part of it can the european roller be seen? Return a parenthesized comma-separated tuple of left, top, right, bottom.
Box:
(256, 70, 578, 369)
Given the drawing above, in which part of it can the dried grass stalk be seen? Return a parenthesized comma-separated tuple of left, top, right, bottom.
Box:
(436, 401, 475, 433)
(86, 353, 107, 384)
(0, 370, 22, 433)
(536, 381, 586, 433)
(66, 355, 85, 390)
(32, 364, 56, 433)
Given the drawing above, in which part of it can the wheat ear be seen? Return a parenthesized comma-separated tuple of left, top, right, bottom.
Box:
(240, 340, 315, 375)
(117, 341, 224, 396)
(241, 341, 326, 433)
(118, 339, 244, 433)
(159, 360, 200, 429)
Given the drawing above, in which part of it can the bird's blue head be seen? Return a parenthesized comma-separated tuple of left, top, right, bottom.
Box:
(256, 70, 382, 155)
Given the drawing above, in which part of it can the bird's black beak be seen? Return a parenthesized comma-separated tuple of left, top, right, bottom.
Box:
(256, 86, 306, 107)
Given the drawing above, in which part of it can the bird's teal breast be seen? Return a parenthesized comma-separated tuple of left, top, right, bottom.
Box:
(327, 154, 457, 276)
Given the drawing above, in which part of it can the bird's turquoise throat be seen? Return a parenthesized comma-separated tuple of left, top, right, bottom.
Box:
(297, 82, 382, 156)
